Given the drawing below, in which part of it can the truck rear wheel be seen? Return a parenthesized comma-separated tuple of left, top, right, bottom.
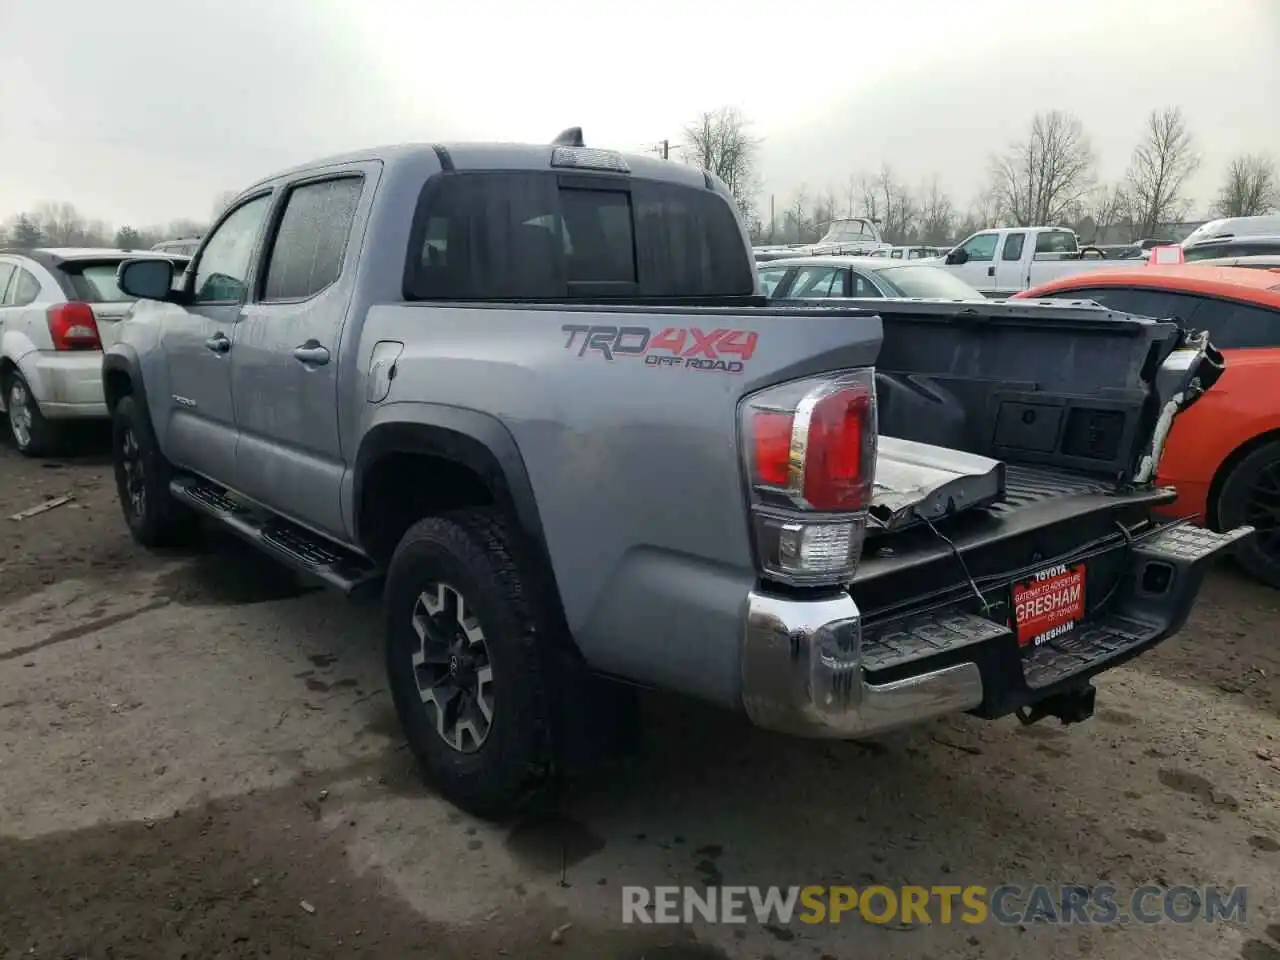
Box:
(384, 510, 554, 819)
(1217, 439, 1280, 587)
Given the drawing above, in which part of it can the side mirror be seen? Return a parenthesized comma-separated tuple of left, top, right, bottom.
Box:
(947, 249, 968, 265)
(117, 259, 175, 301)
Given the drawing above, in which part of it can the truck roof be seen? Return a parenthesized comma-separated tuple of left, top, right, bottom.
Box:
(243, 141, 710, 194)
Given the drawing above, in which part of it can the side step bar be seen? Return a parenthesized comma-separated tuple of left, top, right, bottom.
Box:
(171, 476, 383, 599)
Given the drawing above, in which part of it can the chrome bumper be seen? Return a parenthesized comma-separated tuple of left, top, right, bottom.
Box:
(741, 590, 984, 738)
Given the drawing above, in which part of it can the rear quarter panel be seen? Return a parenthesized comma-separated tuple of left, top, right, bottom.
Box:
(1155, 348, 1280, 521)
(353, 303, 882, 705)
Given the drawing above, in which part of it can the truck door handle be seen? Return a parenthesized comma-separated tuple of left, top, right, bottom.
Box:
(987, 266, 995, 277)
(292, 341, 330, 366)
(205, 333, 231, 354)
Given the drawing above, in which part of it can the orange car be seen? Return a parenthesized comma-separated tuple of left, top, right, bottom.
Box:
(1014, 266, 1280, 585)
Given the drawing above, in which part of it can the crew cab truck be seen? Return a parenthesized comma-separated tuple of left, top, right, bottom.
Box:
(105, 133, 1250, 818)
(939, 226, 1146, 296)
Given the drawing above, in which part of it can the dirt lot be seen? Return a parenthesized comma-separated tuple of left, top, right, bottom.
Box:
(1, 432, 1279, 960)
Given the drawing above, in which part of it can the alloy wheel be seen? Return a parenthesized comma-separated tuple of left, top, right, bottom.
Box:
(410, 582, 495, 753)
(7, 381, 32, 449)
(119, 427, 147, 520)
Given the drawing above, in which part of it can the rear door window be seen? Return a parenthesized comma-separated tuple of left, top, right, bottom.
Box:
(10, 268, 41, 305)
(405, 171, 753, 300)
(262, 177, 363, 301)
(786, 266, 844, 298)
(1002, 233, 1026, 261)
(849, 271, 882, 297)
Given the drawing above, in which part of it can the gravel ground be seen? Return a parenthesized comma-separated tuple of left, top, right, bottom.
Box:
(1, 430, 1279, 960)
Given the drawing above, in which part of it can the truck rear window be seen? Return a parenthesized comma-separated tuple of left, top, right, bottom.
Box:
(404, 171, 753, 300)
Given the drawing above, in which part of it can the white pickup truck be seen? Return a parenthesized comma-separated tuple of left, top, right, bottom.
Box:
(934, 226, 1146, 297)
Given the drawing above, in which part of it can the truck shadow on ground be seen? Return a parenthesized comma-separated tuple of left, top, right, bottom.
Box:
(0, 754, 727, 960)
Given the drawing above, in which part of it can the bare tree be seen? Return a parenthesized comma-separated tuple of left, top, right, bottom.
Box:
(7, 214, 43, 247)
(211, 190, 239, 220)
(682, 106, 760, 220)
(1079, 183, 1131, 243)
(843, 174, 861, 219)
(1126, 107, 1200, 237)
(810, 189, 838, 237)
(788, 184, 812, 242)
(916, 177, 956, 244)
(1212, 154, 1280, 218)
(33, 201, 86, 245)
(115, 226, 143, 249)
(989, 110, 1096, 226)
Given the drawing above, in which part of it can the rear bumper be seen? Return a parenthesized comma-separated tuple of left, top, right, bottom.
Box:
(19, 351, 107, 419)
(741, 522, 1253, 739)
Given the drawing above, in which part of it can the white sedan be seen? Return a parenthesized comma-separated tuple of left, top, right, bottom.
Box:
(758, 255, 987, 301)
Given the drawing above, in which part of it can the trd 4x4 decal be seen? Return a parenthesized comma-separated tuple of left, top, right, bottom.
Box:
(561, 324, 758, 373)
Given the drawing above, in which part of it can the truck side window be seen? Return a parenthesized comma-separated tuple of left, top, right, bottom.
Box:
(262, 177, 363, 301)
(1002, 233, 1026, 261)
(958, 233, 998, 262)
(1034, 231, 1076, 255)
(193, 194, 271, 304)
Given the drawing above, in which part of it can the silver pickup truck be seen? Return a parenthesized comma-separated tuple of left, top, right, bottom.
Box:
(104, 131, 1251, 818)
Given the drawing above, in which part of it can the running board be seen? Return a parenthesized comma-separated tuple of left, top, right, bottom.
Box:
(170, 476, 383, 599)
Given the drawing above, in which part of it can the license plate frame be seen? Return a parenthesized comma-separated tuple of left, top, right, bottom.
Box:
(1012, 563, 1086, 650)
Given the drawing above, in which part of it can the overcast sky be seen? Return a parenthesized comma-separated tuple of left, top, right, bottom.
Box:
(1, 0, 1277, 229)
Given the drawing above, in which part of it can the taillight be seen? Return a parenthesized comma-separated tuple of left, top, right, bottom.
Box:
(47, 302, 101, 351)
(741, 369, 878, 586)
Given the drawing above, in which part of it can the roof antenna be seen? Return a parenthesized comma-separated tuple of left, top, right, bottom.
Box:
(551, 127, 584, 147)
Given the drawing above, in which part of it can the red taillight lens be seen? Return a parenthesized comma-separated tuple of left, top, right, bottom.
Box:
(47, 302, 101, 351)
(802, 386, 873, 510)
(752, 410, 794, 487)
(741, 368, 878, 586)
(744, 370, 877, 512)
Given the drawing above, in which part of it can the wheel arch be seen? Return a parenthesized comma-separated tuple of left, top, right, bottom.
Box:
(352, 410, 566, 627)
(1207, 426, 1280, 529)
(101, 347, 150, 417)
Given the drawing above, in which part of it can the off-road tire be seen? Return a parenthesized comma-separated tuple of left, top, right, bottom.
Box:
(4, 370, 58, 457)
(1217, 439, 1280, 588)
(385, 510, 554, 819)
(111, 395, 200, 548)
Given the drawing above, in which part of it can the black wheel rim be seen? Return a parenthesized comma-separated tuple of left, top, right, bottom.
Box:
(1244, 460, 1280, 563)
(119, 427, 147, 520)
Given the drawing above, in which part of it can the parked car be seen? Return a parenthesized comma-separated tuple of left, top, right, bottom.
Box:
(0, 247, 189, 455)
(151, 237, 202, 256)
(1016, 265, 1280, 585)
(105, 135, 1245, 819)
(1181, 215, 1280, 247)
(757, 255, 985, 300)
(937, 226, 1144, 295)
(1183, 235, 1280, 262)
